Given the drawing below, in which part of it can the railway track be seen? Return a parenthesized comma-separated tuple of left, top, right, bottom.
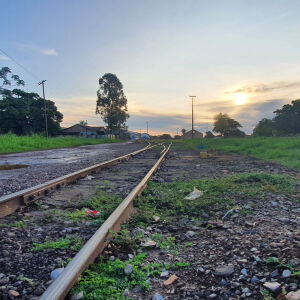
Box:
(0, 143, 152, 218)
(0, 143, 171, 300)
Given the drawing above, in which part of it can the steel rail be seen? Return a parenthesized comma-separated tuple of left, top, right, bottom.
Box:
(40, 143, 171, 300)
(0, 143, 154, 218)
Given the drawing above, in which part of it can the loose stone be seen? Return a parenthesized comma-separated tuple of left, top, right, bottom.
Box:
(215, 265, 234, 276)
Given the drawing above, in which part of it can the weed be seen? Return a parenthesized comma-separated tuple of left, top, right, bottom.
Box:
(16, 276, 35, 287)
(0, 221, 26, 229)
(185, 242, 193, 247)
(111, 229, 144, 251)
(152, 233, 176, 250)
(32, 236, 83, 252)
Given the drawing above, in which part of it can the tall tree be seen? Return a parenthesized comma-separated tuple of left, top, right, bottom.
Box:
(253, 118, 277, 136)
(96, 73, 129, 134)
(213, 113, 245, 137)
(273, 100, 300, 135)
(181, 128, 186, 135)
(0, 67, 63, 135)
(79, 120, 87, 126)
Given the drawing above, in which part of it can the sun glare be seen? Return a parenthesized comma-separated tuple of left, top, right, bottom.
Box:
(232, 93, 248, 105)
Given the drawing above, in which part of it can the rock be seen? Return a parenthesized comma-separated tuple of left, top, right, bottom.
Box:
(153, 216, 160, 222)
(8, 290, 20, 297)
(109, 256, 115, 261)
(185, 231, 195, 238)
(241, 268, 247, 275)
(271, 269, 279, 278)
(289, 283, 298, 291)
(163, 274, 178, 286)
(128, 254, 134, 259)
(123, 289, 130, 297)
(208, 293, 217, 299)
(215, 265, 234, 276)
(242, 288, 250, 293)
(141, 240, 157, 248)
(282, 269, 291, 278)
(50, 268, 64, 280)
(251, 276, 260, 284)
(263, 282, 281, 293)
(34, 287, 44, 296)
(71, 291, 84, 300)
(124, 264, 133, 275)
(286, 290, 300, 300)
(271, 201, 278, 207)
(152, 293, 164, 300)
(237, 259, 247, 264)
(160, 270, 169, 277)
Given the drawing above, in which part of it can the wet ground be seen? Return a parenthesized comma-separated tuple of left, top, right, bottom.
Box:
(0, 142, 143, 196)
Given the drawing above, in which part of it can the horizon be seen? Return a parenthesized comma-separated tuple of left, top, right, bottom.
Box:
(1, 0, 300, 135)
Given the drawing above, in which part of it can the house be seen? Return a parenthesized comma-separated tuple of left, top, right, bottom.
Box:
(61, 124, 107, 137)
(182, 129, 203, 139)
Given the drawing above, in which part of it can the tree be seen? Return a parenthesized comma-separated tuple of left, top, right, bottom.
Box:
(205, 131, 214, 138)
(0, 67, 25, 96)
(181, 128, 186, 135)
(96, 73, 129, 134)
(79, 120, 87, 126)
(159, 134, 172, 139)
(253, 118, 277, 136)
(213, 113, 244, 138)
(0, 68, 63, 135)
(273, 100, 300, 135)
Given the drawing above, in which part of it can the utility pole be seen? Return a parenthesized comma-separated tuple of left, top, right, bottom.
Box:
(86, 120, 88, 137)
(38, 80, 48, 138)
(146, 121, 149, 135)
(189, 96, 196, 139)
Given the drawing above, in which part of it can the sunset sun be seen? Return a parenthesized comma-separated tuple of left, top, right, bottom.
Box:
(232, 93, 248, 105)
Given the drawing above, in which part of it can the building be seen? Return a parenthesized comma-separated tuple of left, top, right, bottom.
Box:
(182, 129, 203, 139)
(61, 124, 107, 137)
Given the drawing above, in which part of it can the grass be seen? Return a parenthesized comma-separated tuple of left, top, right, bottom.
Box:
(71, 253, 190, 300)
(129, 172, 296, 224)
(31, 236, 83, 252)
(173, 136, 300, 169)
(0, 133, 119, 154)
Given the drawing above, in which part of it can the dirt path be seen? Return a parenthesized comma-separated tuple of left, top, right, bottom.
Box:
(79, 149, 300, 300)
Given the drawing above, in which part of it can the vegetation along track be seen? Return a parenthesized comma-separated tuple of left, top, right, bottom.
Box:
(0, 143, 171, 300)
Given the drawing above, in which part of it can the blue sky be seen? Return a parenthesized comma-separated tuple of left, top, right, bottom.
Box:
(1, 0, 300, 134)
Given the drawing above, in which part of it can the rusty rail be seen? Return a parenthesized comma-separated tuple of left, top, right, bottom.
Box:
(40, 143, 171, 300)
(0, 143, 154, 218)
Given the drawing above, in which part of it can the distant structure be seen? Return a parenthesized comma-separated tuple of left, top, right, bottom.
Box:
(181, 129, 203, 139)
(61, 124, 107, 137)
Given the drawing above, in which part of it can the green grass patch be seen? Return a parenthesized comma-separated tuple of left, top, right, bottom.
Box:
(72, 253, 189, 300)
(130, 173, 295, 224)
(0, 133, 119, 154)
(31, 236, 83, 252)
(0, 221, 26, 229)
(173, 136, 300, 169)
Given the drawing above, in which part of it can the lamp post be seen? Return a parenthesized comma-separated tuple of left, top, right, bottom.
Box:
(189, 96, 196, 139)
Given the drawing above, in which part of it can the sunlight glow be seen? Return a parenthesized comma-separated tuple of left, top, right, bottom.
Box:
(232, 93, 248, 105)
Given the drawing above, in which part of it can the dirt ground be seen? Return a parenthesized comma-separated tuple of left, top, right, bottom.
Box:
(1, 147, 300, 300)
(101, 149, 300, 300)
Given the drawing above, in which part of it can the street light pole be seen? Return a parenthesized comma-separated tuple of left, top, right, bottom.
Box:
(146, 121, 149, 135)
(189, 96, 196, 139)
(38, 80, 48, 138)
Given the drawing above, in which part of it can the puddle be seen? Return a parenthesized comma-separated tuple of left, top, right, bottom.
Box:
(0, 164, 29, 171)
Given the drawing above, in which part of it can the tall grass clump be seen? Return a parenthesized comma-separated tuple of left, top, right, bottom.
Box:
(173, 136, 300, 169)
(0, 133, 119, 154)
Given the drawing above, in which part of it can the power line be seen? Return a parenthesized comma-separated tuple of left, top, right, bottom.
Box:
(0, 48, 40, 80)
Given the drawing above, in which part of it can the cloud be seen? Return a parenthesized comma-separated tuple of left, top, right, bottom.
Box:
(41, 48, 58, 56)
(0, 55, 10, 60)
(18, 43, 58, 56)
(226, 81, 300, 94)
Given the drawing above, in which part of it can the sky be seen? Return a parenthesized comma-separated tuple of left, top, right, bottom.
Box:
(1, 0, 300, 135)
